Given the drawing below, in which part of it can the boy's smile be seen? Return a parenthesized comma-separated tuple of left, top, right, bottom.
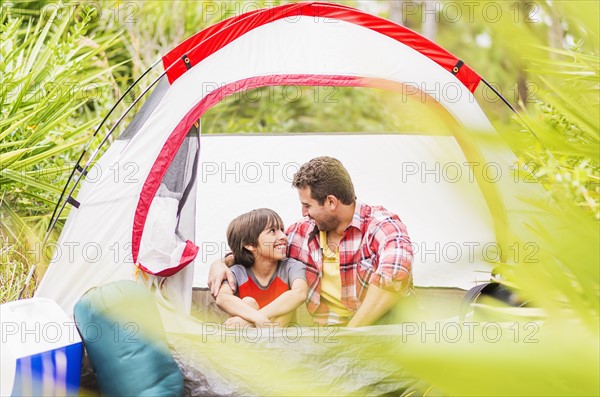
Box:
(254, 226, 288, 264)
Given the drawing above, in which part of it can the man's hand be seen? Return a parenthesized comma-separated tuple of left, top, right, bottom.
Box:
(208, 258, 235, 297)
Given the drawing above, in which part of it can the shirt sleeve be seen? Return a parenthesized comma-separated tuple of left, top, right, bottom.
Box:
(368, 217, 414, 294)
(222, 265, 242, 294)
(282, 258, 307, 287)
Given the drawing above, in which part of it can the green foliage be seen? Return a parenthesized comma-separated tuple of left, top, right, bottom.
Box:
(0, 239, 36, 302)
(0, 4, 119, 209)
(201, 86, 452, 134)
(392, 3, 599, 395)
(517, 47, 600, 218)
(0, 1, 124, 291)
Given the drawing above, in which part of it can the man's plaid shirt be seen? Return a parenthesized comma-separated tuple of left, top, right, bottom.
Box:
(286, 202, 414, 325)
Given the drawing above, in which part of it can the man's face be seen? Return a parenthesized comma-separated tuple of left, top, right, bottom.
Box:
(297, 187, 339, 231)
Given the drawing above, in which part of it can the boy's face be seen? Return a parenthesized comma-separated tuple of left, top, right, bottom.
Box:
(253, 225, 288, 264)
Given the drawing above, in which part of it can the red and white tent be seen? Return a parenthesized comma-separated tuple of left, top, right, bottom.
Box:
(36, 2, 542, 314)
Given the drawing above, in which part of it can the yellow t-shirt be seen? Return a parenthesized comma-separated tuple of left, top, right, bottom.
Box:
(319, 231, 353, 318)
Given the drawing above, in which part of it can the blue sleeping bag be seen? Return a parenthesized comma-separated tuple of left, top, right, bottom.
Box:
(74, 280, 183, 396)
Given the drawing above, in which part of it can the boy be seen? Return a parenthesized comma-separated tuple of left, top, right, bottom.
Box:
(216, 208, 308, 327)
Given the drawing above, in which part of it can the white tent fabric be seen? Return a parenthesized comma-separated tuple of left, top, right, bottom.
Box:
(35, 2, 540, 315)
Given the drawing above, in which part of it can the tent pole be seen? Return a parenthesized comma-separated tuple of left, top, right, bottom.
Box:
(481, 78, 519, 114)
(44, 68, 168, 241)
(480, 78, 549, 151)
(47, 59, 162, 233)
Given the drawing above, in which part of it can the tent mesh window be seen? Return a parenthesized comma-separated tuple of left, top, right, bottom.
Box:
(165, 124, 200, 243)
(137, 121, 200, 274)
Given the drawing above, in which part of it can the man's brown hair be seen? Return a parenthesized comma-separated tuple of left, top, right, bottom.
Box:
(292, 156, 356, 205)
(226, 208, 284, 268)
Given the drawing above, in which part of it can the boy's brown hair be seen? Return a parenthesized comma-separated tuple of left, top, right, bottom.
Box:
(292, 156, 356, 205)
(226, 208, 285, 268)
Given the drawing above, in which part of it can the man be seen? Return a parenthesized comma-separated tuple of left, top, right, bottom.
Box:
(209, 156, 414, 326)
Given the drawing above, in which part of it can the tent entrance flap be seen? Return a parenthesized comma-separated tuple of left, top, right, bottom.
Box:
(137, 123, 200, 276)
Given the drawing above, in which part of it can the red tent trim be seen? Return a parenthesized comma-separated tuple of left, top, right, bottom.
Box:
(161, 2, 481, 92)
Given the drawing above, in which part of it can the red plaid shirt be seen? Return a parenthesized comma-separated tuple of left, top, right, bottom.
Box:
(286, 202, 414, 325)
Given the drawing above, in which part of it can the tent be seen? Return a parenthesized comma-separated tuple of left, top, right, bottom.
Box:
(35, 1, 544, 317)
(20, 2, 556, 394)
